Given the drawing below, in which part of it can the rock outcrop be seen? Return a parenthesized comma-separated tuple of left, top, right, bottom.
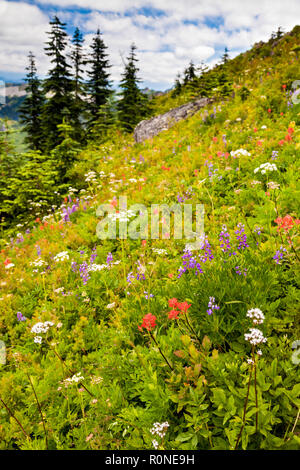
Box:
(134, 97, 213, 143)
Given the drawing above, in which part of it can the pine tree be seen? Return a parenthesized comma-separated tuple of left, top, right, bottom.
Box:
(87, 28, 112, 125)
(19, 52, 45, 151)
(221, 47, 230, 64)
(171, 73, 182, 97)
(41, 16, 74, 152)
(271, 26, 284, 40)
(117, 43, 149, 133)
(69, 27, 86, 143)
(184, 61, 197, 84)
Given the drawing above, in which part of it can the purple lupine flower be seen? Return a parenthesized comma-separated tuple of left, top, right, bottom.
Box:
(235, 223, 249, 250)
(90, 247, 97, 264)
(144, 291, 154, 299)
(71, 261, 78, 272)
(219, 225, 232, 254)
(200, 237, 214, 263)
(271, 150, 278, 160)
(178, 249, 203, 278)
(222, 134, 227, 146)
(36, 245, 42, 256)
(127, 272, 135, 284)
(273, 246, 287, 264)
(207, 297, 220, 315)
(106, 252, 113, 267)
(17, 312, 26, 322)
(253, 226, 263, 236)
(235, 266, 247, 276)
(79, 262, 90, 285)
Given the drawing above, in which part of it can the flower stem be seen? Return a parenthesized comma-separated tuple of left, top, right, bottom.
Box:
(0, 394, 31, 439)
(149, 331, 173, 371)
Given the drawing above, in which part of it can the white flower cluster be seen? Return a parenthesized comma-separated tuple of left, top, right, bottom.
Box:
(231, 149, 251, 157)
(62, 372, 84, 388)
(106, 302, 116, 309)
(90, 376, 103, 385)
(53, 251, 69, 262)
(30, 258, 47, 268)
(150, 421, 169, 439)
(5, 263, 15, 270)
(254, 162, 278, 174)
(68, 187, 78, 194)
(85, 171, 98, 183)
(31, 321, 54, 334)
(246, 308, 265, 325)
(108, 209, 136, 222)
(244, 328, 267, 346)
(152, 248, 168, 255)
(152, 440, 159, 450)
(267, 181, 280, 190)
(87, 263, 107, 272)
(31, 321, 54, 344)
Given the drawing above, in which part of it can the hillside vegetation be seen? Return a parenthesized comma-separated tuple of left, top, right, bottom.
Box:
(0, 27, 299, 450)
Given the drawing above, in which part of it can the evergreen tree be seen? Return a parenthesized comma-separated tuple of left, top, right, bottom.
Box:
(183, 61, 197, 84)
(221, 47, 230, 64)
(171, 73, 182, 97)
(51, 119, 81, 181)
(89, 95, 117, 143)
(271, 26, 284, 40)
(70, 27, 86, 143)
(117, 43, 150, 133)
(87, 28, 112, 125)
(41, 16, 74, 152)
(19, 52, 45, 151)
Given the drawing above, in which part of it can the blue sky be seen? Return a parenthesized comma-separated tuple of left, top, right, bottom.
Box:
(0, 0, 299, 90)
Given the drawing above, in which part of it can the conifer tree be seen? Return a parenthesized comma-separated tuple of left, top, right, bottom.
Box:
(171, 73, 182, 97)
(41, 16, 74, 152)
(70, 27, 86, 143)
(87, 28, 112, 125)
(183, 61, 197, 84)
(117, 43, 149, 133)
(19, 52, 45, 151)
(221, 47, 230, 64)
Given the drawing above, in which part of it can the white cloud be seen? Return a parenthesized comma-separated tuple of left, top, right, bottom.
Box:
(0, 0, 300, 89)
(0, 1, 50, 75)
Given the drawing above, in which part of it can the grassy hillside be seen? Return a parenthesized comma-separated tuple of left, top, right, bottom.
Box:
(0, 28, 299, 450)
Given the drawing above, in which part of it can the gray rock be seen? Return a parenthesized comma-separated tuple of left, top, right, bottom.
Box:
(134, 97, 213, 143)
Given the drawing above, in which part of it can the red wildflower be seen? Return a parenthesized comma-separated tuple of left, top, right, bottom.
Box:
(4, 258, 11, 266)
(278, 139, 285, 146)
(212, 137, 218, 142)
(177, 301, 191, 313)
(275, 215, 300, 232)
(168, 309, 180, 320)
(287, 127, 294, 134)
(167, 273, 174, 278)
(267, 108, 272, 113)
(285, 134, 292, 141)
(254, 127, 258, 133)
(35, 217, 40, 223)
(282, 84, 287, 89)
(138, 313, 156, 331)
(161, 165, 170, 171)
(168, 298, 178, 308)
(141, 240, 147, 246)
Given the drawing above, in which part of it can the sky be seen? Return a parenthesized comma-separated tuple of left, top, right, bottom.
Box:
(0, 0, 299, 91)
